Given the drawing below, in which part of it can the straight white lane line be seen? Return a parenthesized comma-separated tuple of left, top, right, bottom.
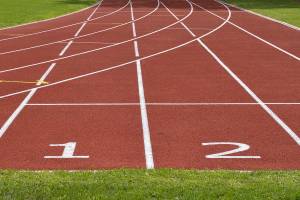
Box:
(59, 40, 73, 56)
(26, 102, 300, 106)
(163, 1, 300, 146)
(0, 2, 102, 138)
(0, 63, 56, 138)
(191, 1, 300, 61)
(130, 0, 154, 169)
(74, 22, 87, 37)
(59, 2, 101, 56)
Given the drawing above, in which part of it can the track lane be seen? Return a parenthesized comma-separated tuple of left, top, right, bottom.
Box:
(0, 0, 299, 170)
(141, 0, 300, 169)
(190, 1, 300, 144)
(0, 0, 154, 169)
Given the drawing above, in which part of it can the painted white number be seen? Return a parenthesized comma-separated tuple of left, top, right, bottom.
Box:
(202, 142, 261, 159)
(44, 142, 89, 159)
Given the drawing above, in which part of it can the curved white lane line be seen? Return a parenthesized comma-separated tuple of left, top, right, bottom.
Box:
(0, 0, 158, 56)
(192, 0, 300, 61)
(0, 0, 129, 43)
(0, 1, 100, 31)
(0, 0, 231, 100)
(0, 0, 194, 74)
(219, 0, 300, 31)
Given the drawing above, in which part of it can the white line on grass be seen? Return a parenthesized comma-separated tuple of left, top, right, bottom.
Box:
(130, 0, 154, 169)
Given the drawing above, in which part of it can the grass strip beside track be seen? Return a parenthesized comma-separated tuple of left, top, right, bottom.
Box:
(0, 0, 97, 28)
(0, 169, 300, 199)
(225, 0, 300, 28)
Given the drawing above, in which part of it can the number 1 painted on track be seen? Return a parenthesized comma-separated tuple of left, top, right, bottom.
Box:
(44, 142, 89, 159)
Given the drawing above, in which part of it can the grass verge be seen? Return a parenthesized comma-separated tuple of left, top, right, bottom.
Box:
(0, 0, 97, 28)
(225, 0, 300, 28)
(0, 169, 300, 199)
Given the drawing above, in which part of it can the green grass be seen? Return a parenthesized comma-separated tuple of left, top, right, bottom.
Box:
(225, 0, 300, 28)
(0, 169, 300, 199)
(0, 0, 97, 28)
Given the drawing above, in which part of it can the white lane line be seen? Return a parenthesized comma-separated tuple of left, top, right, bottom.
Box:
(59, 41, 73, 56)
(130, 0, 154, 169)
(191, 1, 300, 61)
(0, 0, 230, 101)
(74, 23, 87, 37)
(0, 63, 56, 138)
(26, 102, 300, 106)
(0, 2, 99, 31)
(59, 41, 116, 45)
(0, 2, 101, 138)
(59, 2, 101, 56)
(0, 0, 129, 42)
(218, 0, 300, 31)
(73, 1, 100, 37)
(163, 1, 300, 146)
(0, 0, 159, 63)
(168, 27, 212, 30)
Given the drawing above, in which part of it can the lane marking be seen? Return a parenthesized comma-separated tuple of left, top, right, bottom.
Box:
(0, 0, 193, 75)
(167, 27, 212, 30)
(191, 1, 300, 61)
(0, 0, 129, 42)
(44, 142, 89, 159)
(163, 0, 300, 146)
(0, 63, 56, 138)
(26, 102, 300, 106)
(0, 0, 230, 100)
(130, 0, 154, 169)
(59, 41, 116, 45)
(74, 23, 87, 37)
(0, 2, 102, 138)
(0, 0, 159, 59)
(59, 41, 73, 56)
(218, 0, 300, 31)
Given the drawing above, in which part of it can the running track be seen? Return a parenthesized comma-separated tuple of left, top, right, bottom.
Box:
(0, 0, 299, 170)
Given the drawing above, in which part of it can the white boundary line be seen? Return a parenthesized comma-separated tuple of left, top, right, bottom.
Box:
(0, 0, 129, 43)
(130, 0, 154, 169)
(219, 0, 300, 31)
(26, 102, 300, 106)
(0, 0, 230, 100)
(191, 1, 300, 61)
(0, 1, 100, 31)
(0, 4, 102, 138)
(164, 0, 300, 146)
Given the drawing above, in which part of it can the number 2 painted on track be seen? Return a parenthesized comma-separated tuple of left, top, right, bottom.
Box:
(44, 142, 89, 159)
(202, 142, 261, 159)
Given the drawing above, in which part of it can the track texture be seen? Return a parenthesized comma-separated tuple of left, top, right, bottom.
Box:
(0, 0, 299, 170)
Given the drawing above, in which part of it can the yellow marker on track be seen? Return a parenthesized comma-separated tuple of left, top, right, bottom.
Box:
(0, 80, 49, 85)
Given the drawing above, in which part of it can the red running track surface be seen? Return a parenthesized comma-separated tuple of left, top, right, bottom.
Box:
(0, 0, 299, 170)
